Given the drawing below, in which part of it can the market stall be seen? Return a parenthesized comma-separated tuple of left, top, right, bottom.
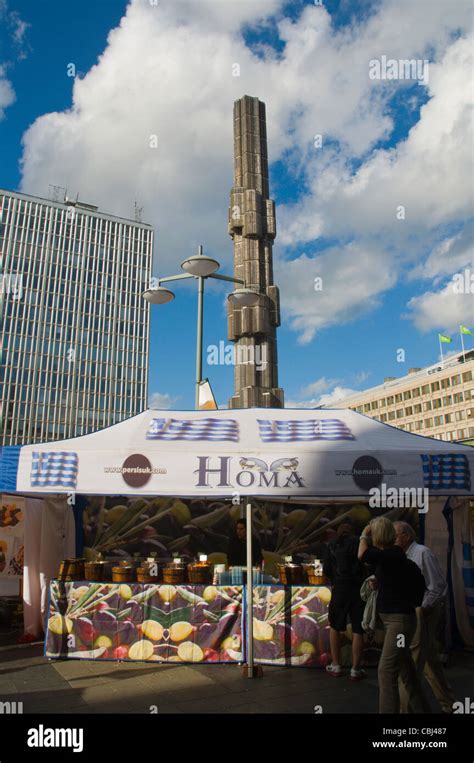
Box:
(1, 407, 473, 663)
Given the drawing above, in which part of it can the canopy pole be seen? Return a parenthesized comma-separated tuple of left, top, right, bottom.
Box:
(243, 500, 263, 678)
(245, 500, 254, 676)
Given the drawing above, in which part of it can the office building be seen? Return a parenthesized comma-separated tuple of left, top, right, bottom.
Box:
(325, 351, 474, 442)
(0, 189, 153, 444)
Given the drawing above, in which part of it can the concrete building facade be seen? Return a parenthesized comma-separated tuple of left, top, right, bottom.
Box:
(325, 351, 474, 442)
(227, 96, 284, 409)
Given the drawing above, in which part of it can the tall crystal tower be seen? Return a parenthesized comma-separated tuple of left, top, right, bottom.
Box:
(227, 96, 284, 408)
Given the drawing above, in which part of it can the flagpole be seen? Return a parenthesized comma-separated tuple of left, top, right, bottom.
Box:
(460, 325, 466, 363)
(439, 334, 444, 367)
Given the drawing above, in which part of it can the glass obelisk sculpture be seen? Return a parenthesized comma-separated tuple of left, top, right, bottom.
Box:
(227, 95, 284, 409)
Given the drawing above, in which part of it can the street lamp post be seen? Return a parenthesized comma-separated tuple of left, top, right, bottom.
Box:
(143, 245, 259, 409)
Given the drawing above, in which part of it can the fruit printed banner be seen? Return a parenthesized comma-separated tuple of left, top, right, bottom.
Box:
(0, 495, 25, 577)
(251, 585, 331, 667)
(45, 582, 243, 663)
(251, 585, 385, 667)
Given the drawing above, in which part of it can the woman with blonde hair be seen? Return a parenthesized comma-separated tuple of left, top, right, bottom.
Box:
(358, 516, 427, 714)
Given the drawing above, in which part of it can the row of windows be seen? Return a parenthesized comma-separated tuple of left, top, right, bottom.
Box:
(397, 424, 474, 440)
(354, 372, 474, 412)
(0, 198, 151, 236)
(353, 390, 474, 417)
(380, 408, 474, 425)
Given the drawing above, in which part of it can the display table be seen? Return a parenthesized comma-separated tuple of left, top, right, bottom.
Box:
(45, 581, 332, 666)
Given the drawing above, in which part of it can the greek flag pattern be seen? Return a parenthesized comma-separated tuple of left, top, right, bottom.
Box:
(420, 454, 471, 491)
(146, 418, 239, 442)
(30, 451, 78, 489)
(257, 419, 355, 442)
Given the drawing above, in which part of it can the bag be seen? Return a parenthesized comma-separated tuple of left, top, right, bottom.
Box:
(404, 558, 426, 607)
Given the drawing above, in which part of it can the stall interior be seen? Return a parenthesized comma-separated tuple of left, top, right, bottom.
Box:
(45, 495, 424, 667)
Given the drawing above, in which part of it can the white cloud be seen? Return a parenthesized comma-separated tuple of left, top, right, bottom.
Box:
(0, 64, 15, 119)
(0, 0, 30, 117)
(286, 384, 359, 409)
(406, 272, 474, 333)
(278, 241, 397, 344)
(148, 390, 179, 409)
(17, 0, 474, 341)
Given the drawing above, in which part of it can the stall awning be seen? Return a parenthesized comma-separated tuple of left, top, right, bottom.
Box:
(1, 408, 473, 498)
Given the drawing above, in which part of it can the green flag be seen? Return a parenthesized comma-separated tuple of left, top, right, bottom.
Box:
(460, 325, 473, 336)
(439, 334, 452, 343)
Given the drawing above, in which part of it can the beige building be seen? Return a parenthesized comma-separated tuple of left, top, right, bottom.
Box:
(325, 350, 474, 442)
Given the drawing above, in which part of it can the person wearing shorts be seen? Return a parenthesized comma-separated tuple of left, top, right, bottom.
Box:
(323, 520, 367, 680)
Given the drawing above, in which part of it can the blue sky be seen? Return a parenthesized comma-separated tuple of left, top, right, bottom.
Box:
(1, 0, 473, 410)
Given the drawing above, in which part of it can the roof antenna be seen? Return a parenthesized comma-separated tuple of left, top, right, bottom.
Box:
(134, 200, 143, 223)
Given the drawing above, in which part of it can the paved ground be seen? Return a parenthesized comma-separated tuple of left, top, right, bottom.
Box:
(1, 645, 473, 714)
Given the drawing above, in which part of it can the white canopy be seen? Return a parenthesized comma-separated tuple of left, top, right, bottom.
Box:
(1, 408, 473, 498)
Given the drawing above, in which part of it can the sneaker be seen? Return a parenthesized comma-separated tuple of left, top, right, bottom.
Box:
(349, 668, 367, 681)
(326, 663, 343, 677)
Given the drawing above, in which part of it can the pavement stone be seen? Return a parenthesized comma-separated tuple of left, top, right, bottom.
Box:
(1, 643, 473, 714)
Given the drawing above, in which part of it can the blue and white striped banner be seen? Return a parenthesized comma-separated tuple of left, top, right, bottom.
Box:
(421, 454, 471, 491)
(30, 451, 78, 489)
(257, 419, 355, 442)
(146, 418, 239, 442)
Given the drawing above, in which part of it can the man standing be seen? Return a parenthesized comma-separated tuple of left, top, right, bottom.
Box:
(394, 521, 455, 713)
(324, 519, 366, 680)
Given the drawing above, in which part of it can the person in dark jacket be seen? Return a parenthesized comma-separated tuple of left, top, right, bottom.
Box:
(227, 519, 263, 566)
(324, 519, 366, 680)
(358, 516, 427, 714)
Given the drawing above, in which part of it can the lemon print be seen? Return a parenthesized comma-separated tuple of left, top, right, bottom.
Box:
(48, 614, 73, 635)
(253, 619, 274, 641)
(128, 640, 154, 660)
(169, 621, 194, 642)
(177, 642, 204, 662)
(203, 587, 217, 603)
(141, 620, 164, 641)
(159, 585, 177, 602)
(316, 587, 332, 605)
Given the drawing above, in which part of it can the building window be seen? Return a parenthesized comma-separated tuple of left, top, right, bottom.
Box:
(451, 374, 461, 386)
(445, 413, 452, 424)
(423, 401, 432, 412)
(405, 406, 413, 416)
(432, 398, 442, 409)
(395, 393, 402, 403)
(396, 409, 404, 418)
(441, 378, 450, 389)
(442, 395, 452, 406)
(433, 415, 444, 426)
(462, 371, 473, 383)
(431, 381, 440, 392)
(421, 384, 430, 394)
(424, 418, 433, 428)
(412, 388, 420, 398)
(403, 390, 412, 400)
(414, 404, 422, 414)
